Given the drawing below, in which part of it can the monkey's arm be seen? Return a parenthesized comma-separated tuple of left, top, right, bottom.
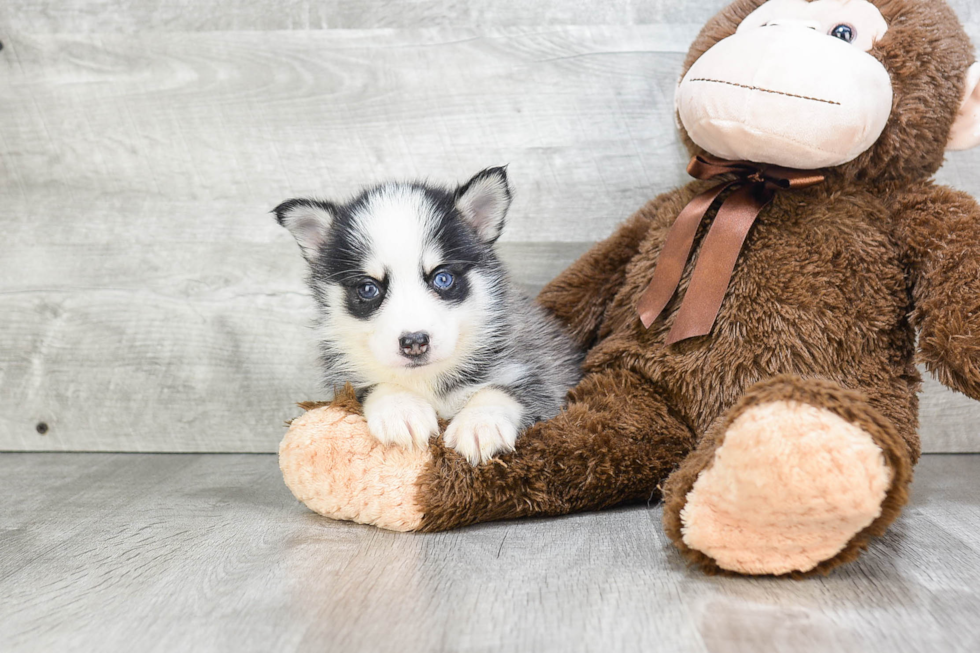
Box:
(895, 184, 980, 401)
(537, 189, 690, 350)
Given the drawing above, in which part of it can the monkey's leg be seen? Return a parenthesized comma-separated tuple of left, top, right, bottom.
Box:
(662, 375, 914, 578)
(280, 367, 696, 532)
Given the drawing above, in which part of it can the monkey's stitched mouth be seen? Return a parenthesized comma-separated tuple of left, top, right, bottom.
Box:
(689, 78, 841, 106)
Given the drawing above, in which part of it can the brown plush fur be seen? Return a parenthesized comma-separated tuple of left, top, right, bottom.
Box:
(683, 0, 976, 185)
(294, 384, 362, 419)
(289, 0, 980, 577)
(661, 375, 913, 578)
(894, 185, 980, 401)
(408, 0, 980, 573)
(417, 367, 697, 531)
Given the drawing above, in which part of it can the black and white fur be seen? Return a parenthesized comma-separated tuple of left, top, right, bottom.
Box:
(274, 168, 583, 465)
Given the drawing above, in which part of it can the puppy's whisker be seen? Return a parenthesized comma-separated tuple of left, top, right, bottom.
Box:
(275, 173, 583, 464)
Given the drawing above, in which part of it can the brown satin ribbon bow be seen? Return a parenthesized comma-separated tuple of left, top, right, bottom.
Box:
(637, 154, 825, 344)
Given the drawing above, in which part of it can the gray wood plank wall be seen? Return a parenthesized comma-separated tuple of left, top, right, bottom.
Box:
(1, 1, 978, 452)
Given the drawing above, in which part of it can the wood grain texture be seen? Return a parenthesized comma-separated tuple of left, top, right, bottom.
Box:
(0, 235, 590, 451)
(0, 0, 729, 32)
(0, 25, 693, 452)
(0, 0, 975, 31)
(1, 452, 978, 652)
(0, 5, 978, 452)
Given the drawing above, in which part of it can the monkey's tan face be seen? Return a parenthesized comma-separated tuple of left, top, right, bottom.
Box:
(676, 0, 894, 170)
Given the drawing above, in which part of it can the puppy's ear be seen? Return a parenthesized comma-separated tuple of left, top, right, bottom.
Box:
(455, 167, 512, 244)
(273, 199, 336, 260)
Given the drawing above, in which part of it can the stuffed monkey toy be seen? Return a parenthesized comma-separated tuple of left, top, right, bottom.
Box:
(279, 0, 980, 576)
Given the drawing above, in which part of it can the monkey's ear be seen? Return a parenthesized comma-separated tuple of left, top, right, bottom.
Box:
(948, 63, 980, 151)
(455, 167, 512, 244)
(273, 198, 336, 260)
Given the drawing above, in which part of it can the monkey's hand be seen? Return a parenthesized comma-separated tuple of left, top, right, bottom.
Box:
(896, 185, 980, 401)
(535, 189, 687, 350)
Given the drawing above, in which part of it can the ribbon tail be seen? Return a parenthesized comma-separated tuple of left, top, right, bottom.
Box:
(637, 181, 735, 328)
(666, 184, 775, 344)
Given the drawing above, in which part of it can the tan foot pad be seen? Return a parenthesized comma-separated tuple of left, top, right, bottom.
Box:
(279, 406, 427, 532)
(680, 401, 892, 575)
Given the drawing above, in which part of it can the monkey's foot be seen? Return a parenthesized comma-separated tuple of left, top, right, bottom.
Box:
(279, 405, 428, 532)
(663, 377, 912, 577)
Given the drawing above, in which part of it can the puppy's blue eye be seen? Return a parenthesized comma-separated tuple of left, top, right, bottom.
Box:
(357, 281, 380, 300)
(830, 24, 855, 43)
(432, 271, 455, 290)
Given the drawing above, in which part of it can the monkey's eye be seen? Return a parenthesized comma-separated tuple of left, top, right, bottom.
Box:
(356, 280, 381, 300)
(829, 24, 855, 43)
(431, 270, 455, 291)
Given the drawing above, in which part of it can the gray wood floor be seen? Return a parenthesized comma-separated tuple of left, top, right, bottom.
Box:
(1, 453, 978, 653)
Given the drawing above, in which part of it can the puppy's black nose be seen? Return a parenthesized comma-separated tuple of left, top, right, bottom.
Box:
(399, 331, 430, 358)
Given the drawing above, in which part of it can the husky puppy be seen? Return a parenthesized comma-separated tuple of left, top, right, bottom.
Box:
(274, 168, 582, 465)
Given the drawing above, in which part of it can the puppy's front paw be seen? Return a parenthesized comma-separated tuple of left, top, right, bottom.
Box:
(444, 405, 520, 466)
(363, 387, 439, 450)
